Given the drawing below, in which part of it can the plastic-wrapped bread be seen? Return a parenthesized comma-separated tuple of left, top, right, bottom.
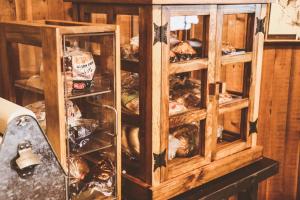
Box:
(68, 119, 99, 152)
(170, 75, 201, 108)
(25, 100, 82, 132)
(25, 101, 47, 131)
(170, 123, 199, 158)
(121, 89, 140, 114)
(121, 36, 139, 61)
(172, 42, 197, 61)
(63, 41, 96, 92)
(169, 50, 178, 63)
(68, 157, 90, 185)
(168, 134, 181, 160)
(222, 42, 236, 55)
(74, 154, 115, 199)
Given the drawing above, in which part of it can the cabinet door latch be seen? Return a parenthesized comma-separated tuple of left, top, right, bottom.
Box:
(153, 149, 166, 171)
(249, 119, 258, 135)
(256, 17, 265, 35)
(153, 23, 168, 45)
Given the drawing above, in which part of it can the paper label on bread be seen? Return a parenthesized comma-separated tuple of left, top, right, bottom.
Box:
(72, 52, 96, 81)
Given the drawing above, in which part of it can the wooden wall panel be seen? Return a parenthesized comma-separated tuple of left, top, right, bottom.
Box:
(258, 45, 300, 200)
(0, 0, 17, 97)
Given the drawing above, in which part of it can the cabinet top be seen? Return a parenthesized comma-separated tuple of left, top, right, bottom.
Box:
(64, 0, 272, 5)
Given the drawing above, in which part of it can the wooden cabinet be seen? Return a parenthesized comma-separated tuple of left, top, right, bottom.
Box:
(73, 1, 267, 199)
(0, 20, 121, 200)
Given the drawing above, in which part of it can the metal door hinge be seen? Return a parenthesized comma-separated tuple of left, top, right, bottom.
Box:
(153, 23, 168, 45)
(256, 17, 265, 35)
(249, 119, 258, 135)
(153, 149, 166, 171)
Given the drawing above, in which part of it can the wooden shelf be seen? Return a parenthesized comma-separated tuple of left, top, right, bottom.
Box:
(15, 79, 44, 95)
(14, 79, 112, 100)
(70, 131, 113, 157)
(221, 52, 252, 65)
(169, 108, 206, 128)
(169, 58, 208, 75)
(167, 155, 209, 180)
(214, 139, 248, 160)
(122, 108, 207, 128)
(217, 131, 241, 148)
(67, 89, 112, 100)
(121, 59, 139, 73)
(219, 97, 249, 114)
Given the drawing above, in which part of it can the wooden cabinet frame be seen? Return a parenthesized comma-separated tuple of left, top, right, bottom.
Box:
(66, 1, 268, 199)
(0, 20, 121, 199)
(160, 5, 217, 182)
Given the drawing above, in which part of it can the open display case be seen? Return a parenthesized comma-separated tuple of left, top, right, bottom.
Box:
(65, 0, 269, 199)
(0, 20, 121, 200)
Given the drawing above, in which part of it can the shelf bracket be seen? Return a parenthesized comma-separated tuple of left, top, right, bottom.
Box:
(153, 23, 168, 45)
(249, 119, 258, 135)
(256, 17, 265, 35)
(153, 149, 166, 171)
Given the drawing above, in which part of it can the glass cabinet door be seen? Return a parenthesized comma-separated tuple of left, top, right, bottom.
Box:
(213, 4, 258, 160)
(160, 5, 217, 181)
(0, 20, 120, 200)
(62, 33, 118, 199)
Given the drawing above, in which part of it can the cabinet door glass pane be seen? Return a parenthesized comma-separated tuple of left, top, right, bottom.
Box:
(63, 33, 118, 200)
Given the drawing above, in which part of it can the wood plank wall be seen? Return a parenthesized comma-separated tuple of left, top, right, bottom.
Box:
(0, 1, 299, 199)
(258, 44, 300, 200)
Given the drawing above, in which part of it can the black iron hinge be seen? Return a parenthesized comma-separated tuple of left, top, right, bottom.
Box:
(249, 119, 258, 135)
(256, 17, 265, 35)
(153, 23, 168, 45)
(153, 149, 166, 171)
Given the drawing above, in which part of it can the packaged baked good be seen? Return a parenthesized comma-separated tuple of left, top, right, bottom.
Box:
(222, 42, 236, 55)
(171, 41, 197, 61)
(168, 134, 181, 160)
(25, 101, 46, 122)
(66, 100, 82, 126)
(92, 154, 115, 182)
(25, 101, 47, 131)
(169, 101, 187, 115)
(68, 157, 90, 184)
(170, 75, 201, 108)
(63, 41, 96, 92)
(169, 50, 178, 63)
(121, 89, 139, 114)
(187, 39, 202, 58)
(121, 36, 139, 61)
(68, 156, 90, 199)
(77, 154, 115, 198)
(69, 119, 99, 152)
(219, 93, 233, 104)
(121, 71, 139, 91)
(170, 123, 199, 158)
(25, 100, 82, 132)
